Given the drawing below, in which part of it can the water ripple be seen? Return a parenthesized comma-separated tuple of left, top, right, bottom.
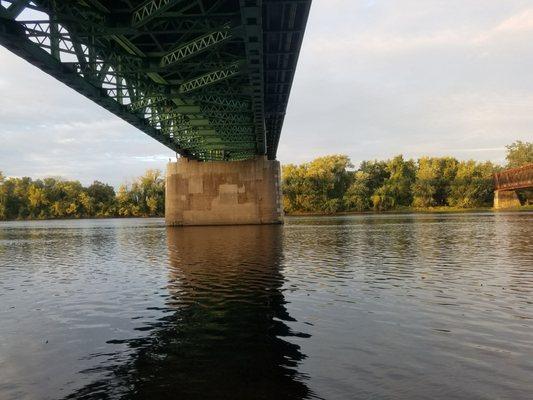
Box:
(0, 213, 531, 399)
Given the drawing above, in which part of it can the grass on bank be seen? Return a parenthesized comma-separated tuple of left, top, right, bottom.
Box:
(285, 205, 533, 217)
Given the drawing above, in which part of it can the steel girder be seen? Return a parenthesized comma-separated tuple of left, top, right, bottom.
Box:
(0, 0, 311, 161)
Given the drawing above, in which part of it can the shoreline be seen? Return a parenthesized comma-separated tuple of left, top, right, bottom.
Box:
(1, 206, 532, 222)
(285, 205, 533, 217)
(0, 215, 163, 222)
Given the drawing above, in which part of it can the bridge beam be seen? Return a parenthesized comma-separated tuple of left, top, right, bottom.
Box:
(165, 156, 283, 226)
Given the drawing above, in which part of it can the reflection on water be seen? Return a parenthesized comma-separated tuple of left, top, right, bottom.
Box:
(0, 213, 532, 400)
(64, 225, 312, 399)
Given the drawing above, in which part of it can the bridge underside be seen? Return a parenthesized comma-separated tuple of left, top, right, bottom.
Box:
(0, 0, 311, 161)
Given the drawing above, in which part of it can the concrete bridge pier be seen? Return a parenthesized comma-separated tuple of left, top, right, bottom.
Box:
(493, 190, 521, 209)
(165, 156, 283, 226)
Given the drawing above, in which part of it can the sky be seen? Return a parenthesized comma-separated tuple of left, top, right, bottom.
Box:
(1, 0, 533, 186)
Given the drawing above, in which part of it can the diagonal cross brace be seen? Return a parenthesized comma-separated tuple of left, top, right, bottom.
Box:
(179, 63, 241, 94)
(132, 0, 182, 27)
(161, 28, 232, 67)
(194, 95, 250, 111)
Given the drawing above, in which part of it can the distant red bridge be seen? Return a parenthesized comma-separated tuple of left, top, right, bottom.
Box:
(493, 163, 533, 208)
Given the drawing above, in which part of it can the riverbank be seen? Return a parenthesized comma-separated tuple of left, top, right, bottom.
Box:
(0, 215, 163, 222)
(285, 205, 533, 217)
(2, 206, 532, 222)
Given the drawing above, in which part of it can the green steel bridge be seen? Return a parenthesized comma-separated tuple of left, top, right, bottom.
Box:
(0, 0, 311, 161)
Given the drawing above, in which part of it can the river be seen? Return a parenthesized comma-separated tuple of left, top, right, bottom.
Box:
(0, 213, 532, 400)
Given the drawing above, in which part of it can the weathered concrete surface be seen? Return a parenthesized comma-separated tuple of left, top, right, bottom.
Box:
(494, 190, 522, 209)
(165, 156, 283, 226)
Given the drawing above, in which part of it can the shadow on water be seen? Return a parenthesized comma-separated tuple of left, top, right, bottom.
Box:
(65, 224, 314, 400)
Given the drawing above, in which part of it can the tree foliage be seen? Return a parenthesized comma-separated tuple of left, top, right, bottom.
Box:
(412, 157, 458, 207)
(0, 170, 164, 220)
(282, 152, 505, 213)
(282, 155, 352, 213)
(372, 155, 416, 211)
(343, 171, 372, 211)
(505, 140, 533, 168)
(447, 161, 496, 208)
(116, 169, 164, 217)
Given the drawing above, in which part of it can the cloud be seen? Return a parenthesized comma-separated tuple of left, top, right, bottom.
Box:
(309, 30, 466, 55)
(307, 6, 533, 55)
(495, 9, 533, 33)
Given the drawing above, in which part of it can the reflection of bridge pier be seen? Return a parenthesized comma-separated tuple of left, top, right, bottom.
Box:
(159, 225, 311, 398)
(493, 164, 533, 209)
(63, 225, 311, 399)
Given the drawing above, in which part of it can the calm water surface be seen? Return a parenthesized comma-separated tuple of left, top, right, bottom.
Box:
(0, 213, 532, 400)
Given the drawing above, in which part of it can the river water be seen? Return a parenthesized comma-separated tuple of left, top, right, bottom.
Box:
(0, 213, 531, 400)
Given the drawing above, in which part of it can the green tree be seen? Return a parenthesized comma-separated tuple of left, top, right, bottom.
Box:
(138, 169, 165, 216)
(282, 155, 352, 213)
(412, 157, 458, 207)
(281, 163, 308, 213)
(372, 155, 416, 210)
(146, 196, 159, 215)
(86, 181, 116, 216)
(305, 155, 352, 212)
(0, 172, 6, 220)
(358, 160, 389, 194)
(27, 183, 48, 218)
(505, 140, 533, 168)
(343, 171, 372, 211)
(371, 186, 396, 211)
(448, 161, 496, 208)
(115, 170, 165, 217)
(56, 180, 84, 217)
(116, 184, 136, 217)
(13, 177, 32, 218)
(78, 191, 94, 217)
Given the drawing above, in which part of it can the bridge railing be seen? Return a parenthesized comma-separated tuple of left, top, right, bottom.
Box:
(494, 163, 533, 191)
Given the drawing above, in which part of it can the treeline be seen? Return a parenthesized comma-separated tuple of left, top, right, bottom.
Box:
(1, 141, 531, 220)
(282, 140, 532, 213)
(0, 170, 164, 220)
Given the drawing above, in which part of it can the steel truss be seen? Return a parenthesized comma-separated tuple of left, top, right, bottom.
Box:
(0, 0, 311, 161)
